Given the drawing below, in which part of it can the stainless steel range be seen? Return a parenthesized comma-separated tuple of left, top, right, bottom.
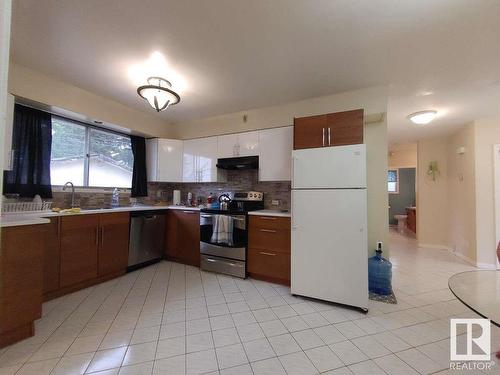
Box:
(200, 191, 264, 278)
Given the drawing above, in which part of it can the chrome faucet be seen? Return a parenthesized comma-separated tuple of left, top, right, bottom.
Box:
(62, 181, 76, 208)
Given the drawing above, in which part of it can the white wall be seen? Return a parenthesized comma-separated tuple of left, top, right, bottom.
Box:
(8, 63, 174, 138)
(474, 117, 500, 267)
(172, 86, 390, 255)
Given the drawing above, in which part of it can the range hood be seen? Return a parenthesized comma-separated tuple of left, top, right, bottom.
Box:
(216, 156, 259, 170)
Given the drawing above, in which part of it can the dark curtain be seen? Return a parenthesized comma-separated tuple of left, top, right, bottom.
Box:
(3, 105, 53, 198)
(130, 135, 148, 197)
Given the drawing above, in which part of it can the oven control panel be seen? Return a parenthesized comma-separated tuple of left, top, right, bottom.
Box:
(233, 191, 263, 201)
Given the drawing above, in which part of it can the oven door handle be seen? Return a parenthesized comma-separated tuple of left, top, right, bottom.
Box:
(204, 257, 241, 267)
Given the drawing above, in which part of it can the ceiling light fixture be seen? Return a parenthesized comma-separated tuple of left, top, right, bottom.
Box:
(408, 110, 437, 125)
(137, 77, 180, 112)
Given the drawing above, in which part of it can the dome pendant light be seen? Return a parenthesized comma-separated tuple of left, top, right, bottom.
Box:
(137, 77, 180, 112)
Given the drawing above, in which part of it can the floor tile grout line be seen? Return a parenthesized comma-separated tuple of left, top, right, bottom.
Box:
(23, 280, 117, 371)
(80, 268, 145, 374)
(45, 274, 138, 374)
(117, 262, 163, 372)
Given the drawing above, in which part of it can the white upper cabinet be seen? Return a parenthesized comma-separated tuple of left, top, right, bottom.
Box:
(183, 137, 218, 182)
(258, 126, 293, 181)
(238, 131, 259, 156)
(3, 94, 14, 170)
(217, 134, 239, 158)
(217, 131, 259, 158)
(146, 138, 183, 182)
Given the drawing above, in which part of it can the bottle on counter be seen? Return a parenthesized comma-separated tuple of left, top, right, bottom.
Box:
(207, 193, 214, 209)
(187, 192, 193, 206)
(111, 188, 120, 208)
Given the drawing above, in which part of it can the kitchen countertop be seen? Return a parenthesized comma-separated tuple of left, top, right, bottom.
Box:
(1, 205, 201, 228)
(248, 209, 291, 218)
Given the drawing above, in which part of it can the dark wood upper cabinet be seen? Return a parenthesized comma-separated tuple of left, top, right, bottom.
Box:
(293, 114, 328, 150)
(98, 212, 130, 277)
(43, 217, 61, 294)
(294, 109, 364, 150)
(326, 109, 364, 146)
(60, 214, 99, 287)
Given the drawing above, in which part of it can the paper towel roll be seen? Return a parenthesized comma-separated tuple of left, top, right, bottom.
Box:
(173, 190, 181, 205)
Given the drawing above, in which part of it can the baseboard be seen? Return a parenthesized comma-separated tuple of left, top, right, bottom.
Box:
(450, 250, 476, 266)
(417, 243, 452, 251)
(476, 262, 496, 269)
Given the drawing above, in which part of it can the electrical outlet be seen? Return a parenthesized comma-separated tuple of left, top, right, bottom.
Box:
(271, 200, 280, 206)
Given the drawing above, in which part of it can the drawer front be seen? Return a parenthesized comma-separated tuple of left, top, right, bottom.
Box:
(248, 227, 290, 253)
(249, 215, 290, 230)
(248, 248, 290, 282)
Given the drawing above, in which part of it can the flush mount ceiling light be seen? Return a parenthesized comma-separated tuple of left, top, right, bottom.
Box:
(137, 77, 180, 112)
(408, 110, 437, 125)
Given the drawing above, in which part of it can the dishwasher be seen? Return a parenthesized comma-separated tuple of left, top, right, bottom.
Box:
(128, 210, 166, 271)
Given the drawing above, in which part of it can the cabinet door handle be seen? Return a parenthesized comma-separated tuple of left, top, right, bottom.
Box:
(260, 251, 276, 256)
(259, 216, 276, 220)
(322, 128, 325, 147)
(328, 127, 331, 146)
(95, 227, 99, 246)
(260, 229, 277, 233)
(101, 227, 104, 246)
(183, 210, 196, 214)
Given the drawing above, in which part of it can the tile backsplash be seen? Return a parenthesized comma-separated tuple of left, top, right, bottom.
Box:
(139, 170, 291, 210)
(3, 170, 291, 210)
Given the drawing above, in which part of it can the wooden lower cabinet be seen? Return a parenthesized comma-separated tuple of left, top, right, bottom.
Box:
(1, 224, 46, 348)
(248, 215, 291, 285)
(60, 214, 99, 287)
(248, 248, 290, 284)
(43, 217, 61, 294)
(98, 212, 130, 276)
(165, 210, 200, 266)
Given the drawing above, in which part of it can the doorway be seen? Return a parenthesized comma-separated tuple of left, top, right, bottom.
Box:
(387, 143, 417, 238)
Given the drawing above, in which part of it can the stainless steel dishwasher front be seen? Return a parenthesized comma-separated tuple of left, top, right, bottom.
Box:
(128, 210, 166, 270)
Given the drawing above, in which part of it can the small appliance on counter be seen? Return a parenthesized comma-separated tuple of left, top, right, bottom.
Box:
(173, 190, 181, 205)
(200, 191, 264, 278)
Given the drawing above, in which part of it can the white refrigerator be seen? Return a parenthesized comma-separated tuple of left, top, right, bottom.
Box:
(291, 144, 368, 310)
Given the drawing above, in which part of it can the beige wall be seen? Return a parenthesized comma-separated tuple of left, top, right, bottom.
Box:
(474, 118, 500, 267)
(173, 86, 390, 255)
(417, 137, 449, 248)
(171, 86, 387, 139)
(8, 63, 173, 138)
(389, 143, 417, 168)
(447, 124, 477, 264)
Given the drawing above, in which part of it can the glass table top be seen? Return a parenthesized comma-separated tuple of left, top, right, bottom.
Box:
(448, 270, 500, 327)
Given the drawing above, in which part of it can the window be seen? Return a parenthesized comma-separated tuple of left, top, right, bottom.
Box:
(388, 169, 399, 193)
(50, 117, 133, 188)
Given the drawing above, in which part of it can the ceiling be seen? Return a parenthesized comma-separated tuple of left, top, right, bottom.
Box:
(10, 0, 500, 142)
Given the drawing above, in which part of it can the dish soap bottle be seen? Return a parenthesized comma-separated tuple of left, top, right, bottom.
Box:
(368, 242, 392, 295)
(111, 188, 120, 208)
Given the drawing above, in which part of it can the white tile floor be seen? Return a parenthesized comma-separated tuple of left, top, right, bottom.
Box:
(1, 229, 499, 374)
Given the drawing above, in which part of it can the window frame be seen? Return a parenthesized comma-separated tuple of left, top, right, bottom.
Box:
(51, 115, 133, 189)
(388, 168, 399, 194)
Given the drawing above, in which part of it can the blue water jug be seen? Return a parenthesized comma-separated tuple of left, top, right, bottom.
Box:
(368, 242, 392, 295)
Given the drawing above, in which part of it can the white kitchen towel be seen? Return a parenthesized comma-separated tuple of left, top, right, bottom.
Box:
(211, 215, 234, 246)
